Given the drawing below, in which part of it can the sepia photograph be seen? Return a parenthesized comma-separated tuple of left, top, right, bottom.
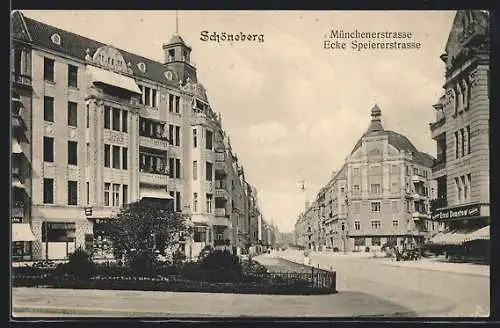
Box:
(10, 9, 490, 319)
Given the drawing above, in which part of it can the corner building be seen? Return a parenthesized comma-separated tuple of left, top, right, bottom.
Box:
(429, 10, 490, 254)
(10, 11, 258, 261)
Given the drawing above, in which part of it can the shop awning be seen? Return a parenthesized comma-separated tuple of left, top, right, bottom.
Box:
(12, 223, 36, 242)
(87, 65, 142, 94)
(140, 188, 174, 200)
(465, 225, 490, 242)
(12, 139, 22, 154)
(12, 178, 25, 190)
(430, 228, 479, 246)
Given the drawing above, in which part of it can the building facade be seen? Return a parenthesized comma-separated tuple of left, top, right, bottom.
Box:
(10, 11, 261, 261)
(429, 11, 490, 251)
(295, 106, 440, 252)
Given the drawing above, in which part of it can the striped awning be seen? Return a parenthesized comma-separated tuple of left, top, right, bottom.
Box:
(12, 178, 25, 190)
(140, 188, 174, 200)
(464, 225, 489, 242)
(12, 223, 36, 242)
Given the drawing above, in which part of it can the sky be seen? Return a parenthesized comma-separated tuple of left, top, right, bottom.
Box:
(22, 10, 456, 233)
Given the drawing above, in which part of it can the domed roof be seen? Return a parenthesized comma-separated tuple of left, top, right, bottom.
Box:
(350, 106, 434, 167)
(168, 34, 186, 45)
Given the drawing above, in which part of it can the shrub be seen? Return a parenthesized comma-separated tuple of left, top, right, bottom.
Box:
(172, 250, 186, 265)
(200, 250, 242, 273)
(65, 247, 96, 279)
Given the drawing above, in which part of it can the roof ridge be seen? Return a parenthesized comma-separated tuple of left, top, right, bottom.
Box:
(21, 13, 165, 67)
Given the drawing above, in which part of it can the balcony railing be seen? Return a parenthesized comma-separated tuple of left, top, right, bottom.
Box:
(215, 161, 227, 174)
(12, 72, 32, 87)
(214, 208, 226, 217)
(139, 171, 168, 186)
(215, 152, 225, 162)
(430, 117, 446, 131)
(139, 136, 169, 150)
(412, 211, 430, 220)
(432, 161, 446, 173)
(430, 198, 447, 211)
(215, 188, 229, 200)
(411, 174, 427, 183)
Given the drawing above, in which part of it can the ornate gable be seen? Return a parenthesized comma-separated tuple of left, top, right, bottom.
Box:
(442, 10, 489, 75)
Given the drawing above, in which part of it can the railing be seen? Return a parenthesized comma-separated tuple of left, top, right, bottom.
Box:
(430, 117, 446, 131)
(430, 198, 447, 211)
(12, 72, 32, 87)
(215, 152, 225, 162)
(139, 171, 168, 186)
(214, 161, 227, 173)
(139, 136, 169, 150)
(432, 161, 446, 173)
(214, 208, 226, 217)
(215, 188, 229, 199)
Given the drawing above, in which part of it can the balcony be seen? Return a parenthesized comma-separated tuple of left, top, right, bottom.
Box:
(432, 160, 446, 174)
(12, 201, 24, 218)
(430, 198, 447, 212)
(12, 72, 32, 88)
(191, 112, 209, 126)
(12, 114, 26, 131)
(412, 211, 430, 220)
(411, 174, 426, 183)
(139, 136, 168, 151)
(215, 188, 229, 200)
(139, 171, 168, 186)
(214, 208, 226, 217)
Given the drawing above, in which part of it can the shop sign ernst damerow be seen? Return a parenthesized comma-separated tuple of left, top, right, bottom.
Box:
(432, 203, 481, 221)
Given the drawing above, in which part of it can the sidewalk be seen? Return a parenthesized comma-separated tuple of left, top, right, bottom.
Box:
(275, 251, 489, 278)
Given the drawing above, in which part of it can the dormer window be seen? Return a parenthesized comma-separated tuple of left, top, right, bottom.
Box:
(165, 71, 173, 80)
(137, 62, 146, 73)
(51, 33, 61, 45)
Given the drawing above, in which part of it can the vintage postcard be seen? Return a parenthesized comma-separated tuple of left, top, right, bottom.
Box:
(11, 10, 490, 319)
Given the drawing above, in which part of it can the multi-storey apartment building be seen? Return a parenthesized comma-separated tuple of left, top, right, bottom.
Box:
(10, 11, 261, 261)
(295, 106, 439, 252)
(429, 10, 490, 253)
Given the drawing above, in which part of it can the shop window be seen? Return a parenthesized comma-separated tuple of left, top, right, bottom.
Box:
(371, 237, 381, 246)
(41, 222, 76, 242)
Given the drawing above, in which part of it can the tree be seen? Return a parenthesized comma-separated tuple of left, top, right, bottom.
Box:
(105, 198, 191, 273)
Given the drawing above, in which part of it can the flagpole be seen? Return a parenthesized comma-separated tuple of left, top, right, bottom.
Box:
(175, 11, 179, 35)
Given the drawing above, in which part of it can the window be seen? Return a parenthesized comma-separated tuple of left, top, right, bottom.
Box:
(86, 181, 90, 205)
(144, 87, 151, 106)
(455, 131, 459, 159)
(112, 184, 120, 207)
(206, 162, 213, 181)
(152, 89, 157, 108)
(391, 182, 399, 192)
(68, 64, 78, 88)
(206, 130, 213, 150)
(68, 181, 78, 205)
(44, 96, 54, 122)
(104, 144, 111, 167)
(67, 102, 78, 127)
(391, 200, 399, 213)
(462, 175, 468, 201)
(193, 129, 198, 148)
(168, 94, 174, 112)
(353, 202, 360, 214)
(371, 202, 381, 212)
(112, 108, 121, 131)
(455, 177, 461, 203)
(193, 193, 198, 212)
(168, 157, 175, 178)
(176, 191, 181, 212)
(104, 106, 111, 129)
(392, 219, 399, 228)
(168, 124, 174, 145)
(44, 137, 54, 162)
(175, 96, 180, 113)
(122, 185, 128, 205)
(206, 194, 213, 213)
(138, 85, 144, 104)
(371, 220, 381, 229)
(353, 168, 359, 176)
(371, 237, 381, 246)
(86, 104, 90, 128)
(122, 147, 128, 170)
(104, 183, 111, 206)
(466, 125, 471, 154)
(68, 141, 78, 165)
(122, 111, 128, 133)
(370, 184, 381, 194)
(461, 128, 465, 157)
(467, 174, 472, 201)
(112, 146, 120, 169)
(44, 58, 54, 81)
(175, 126, 180, 146)
(175, 159, 181, 179)
(354, 221, 360, 230)
(353, 184, 360, 195)
(43, 178, 54, 204)
(193, 161, 198, 180)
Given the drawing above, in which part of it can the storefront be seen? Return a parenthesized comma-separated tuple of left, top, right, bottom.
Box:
(12, 220, 36, 261)
(41, 221, 76, 260)
(430, 203, 489, 262)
